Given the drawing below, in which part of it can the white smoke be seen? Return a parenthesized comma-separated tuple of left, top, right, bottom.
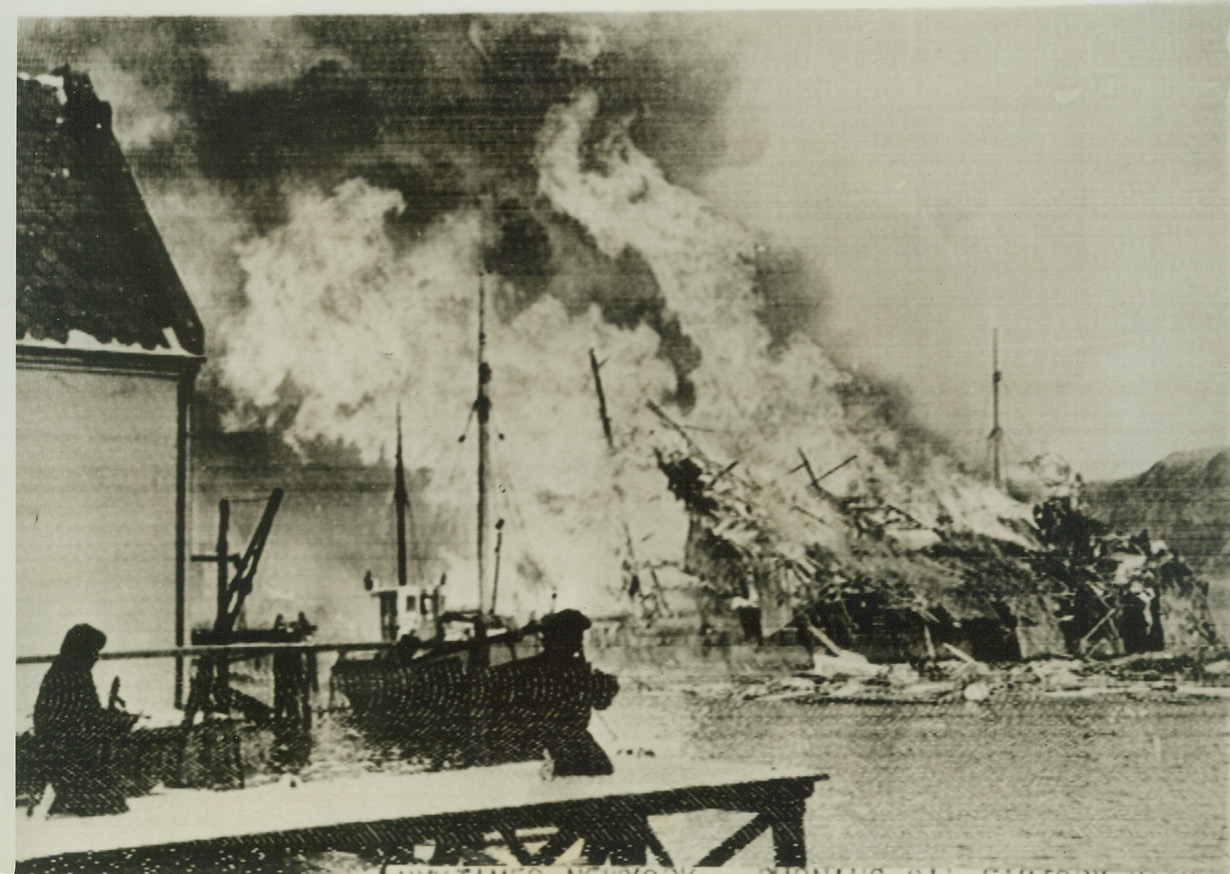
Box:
(535, 88, 1032, 546)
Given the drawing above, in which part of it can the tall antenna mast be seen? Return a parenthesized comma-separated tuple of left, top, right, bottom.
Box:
(394, 404, 408, 588)
(475, 274, 491, 613)
(989, 328, 1003, 488)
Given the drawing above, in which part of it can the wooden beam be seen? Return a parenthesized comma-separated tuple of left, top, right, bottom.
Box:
(496, 827, 536, 865)
(17, 641, 395, 665)
(696, 813, 772, 867)
(527, 826, 582, 865)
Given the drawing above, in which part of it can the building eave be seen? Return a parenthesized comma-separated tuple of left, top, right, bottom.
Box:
(17, 342, 205, 378)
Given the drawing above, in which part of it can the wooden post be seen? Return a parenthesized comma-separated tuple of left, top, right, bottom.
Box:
(214, 499, 231, 710)
(174, 374, 192, 709)
(589, 349, 613, 448)
(593, 358, 666, 609)
(770, 796, 809, 866)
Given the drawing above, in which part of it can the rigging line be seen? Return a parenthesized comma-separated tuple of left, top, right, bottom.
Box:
(485, 441, 516, 528)
(489, 437, 533, 552)
(479, 435, 519, 543)
(396, 443, 441, 576)
(438, 442, 471, 500)
(458, 404, 476, 444)
(431, 402, 479, 493)
(500, 505, 547, 602)
(404, 488, 429, 575)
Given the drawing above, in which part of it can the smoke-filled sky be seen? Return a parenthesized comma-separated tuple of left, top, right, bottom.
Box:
(701, 5, 1229, 482)
(17, 6, 1227, 486)
(16, 5, 1227, 621)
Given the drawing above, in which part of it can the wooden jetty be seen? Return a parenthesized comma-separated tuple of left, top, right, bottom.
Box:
(16, 759, 826, 870)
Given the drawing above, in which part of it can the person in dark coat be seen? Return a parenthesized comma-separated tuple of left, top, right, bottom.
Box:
(33, 624, 136, 815)
(474, 609, 618, 776)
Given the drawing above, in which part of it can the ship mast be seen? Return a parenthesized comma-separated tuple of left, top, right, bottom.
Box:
(394, 404, 408, 588)
(590, 349, 664, 611)
(475, 275, 492, 614)
(989, 328, 1003, 488)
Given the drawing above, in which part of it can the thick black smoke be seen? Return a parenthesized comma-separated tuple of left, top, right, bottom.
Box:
(19, 15, 1026, 626)
(17, 14, 770, 413)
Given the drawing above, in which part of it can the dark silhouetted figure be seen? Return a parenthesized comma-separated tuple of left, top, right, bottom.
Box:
(33, 624, 136, 815)
(475, 609, 618, 776)
(731, 588, 764, 645)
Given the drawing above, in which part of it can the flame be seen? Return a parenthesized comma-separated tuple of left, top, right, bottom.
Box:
(211, 53, 1033, 617)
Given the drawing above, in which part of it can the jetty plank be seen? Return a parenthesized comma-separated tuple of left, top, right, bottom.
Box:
(16, 759, 824, 870)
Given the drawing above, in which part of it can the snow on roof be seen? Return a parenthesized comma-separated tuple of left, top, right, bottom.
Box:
(17, 327, 198, 358)
(17, 70, 205, 357)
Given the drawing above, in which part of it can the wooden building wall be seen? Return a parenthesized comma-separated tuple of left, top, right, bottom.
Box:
(16, 354, 192, 725)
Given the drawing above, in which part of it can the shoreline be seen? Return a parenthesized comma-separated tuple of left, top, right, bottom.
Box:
(604, 647, 1230, 707)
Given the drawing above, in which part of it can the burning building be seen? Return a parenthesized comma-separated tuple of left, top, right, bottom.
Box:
(14, 18, 1221, 664)
(656, 439, 1222, 662)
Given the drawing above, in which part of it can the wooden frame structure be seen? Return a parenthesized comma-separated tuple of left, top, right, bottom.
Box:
(16, 760, 825, 871)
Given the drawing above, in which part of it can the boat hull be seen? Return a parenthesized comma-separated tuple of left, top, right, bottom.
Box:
(330, 631, 531, 761)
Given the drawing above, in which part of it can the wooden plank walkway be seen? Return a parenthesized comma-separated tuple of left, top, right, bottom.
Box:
(16, 759, 825, 870)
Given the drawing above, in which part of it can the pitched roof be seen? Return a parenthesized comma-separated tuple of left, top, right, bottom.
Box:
(16, 70, 204, 357)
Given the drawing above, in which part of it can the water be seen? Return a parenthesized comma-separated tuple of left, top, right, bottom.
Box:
(25, 684, 1229, 872)
(275, 687, 1230, 872)
(599, 688, 1230, 873)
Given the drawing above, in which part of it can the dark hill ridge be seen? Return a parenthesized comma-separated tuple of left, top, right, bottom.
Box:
(1084, 448, 1230, 578)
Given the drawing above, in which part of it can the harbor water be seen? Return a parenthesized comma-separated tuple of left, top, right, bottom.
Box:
(277, 681, 1229, 872)
(601, 687, 1230, 872)
(22, 672, 1229, 872)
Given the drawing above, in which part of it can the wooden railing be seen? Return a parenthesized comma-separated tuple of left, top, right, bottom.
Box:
(16, 641, 395, 665)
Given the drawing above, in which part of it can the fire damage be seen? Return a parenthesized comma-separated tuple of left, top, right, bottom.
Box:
(653, 437, 1223, 701)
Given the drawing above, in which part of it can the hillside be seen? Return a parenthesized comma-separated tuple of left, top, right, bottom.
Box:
(1084, 448, 1230, 579)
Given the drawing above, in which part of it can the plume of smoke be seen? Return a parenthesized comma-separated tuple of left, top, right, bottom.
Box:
(534, 86, 1031, 547)
(19, 16, 1033, 616)
(216, 175, 684, 608)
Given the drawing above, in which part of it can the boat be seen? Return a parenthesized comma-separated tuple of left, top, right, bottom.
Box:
(330, 277, 535, 756)
(330, 274, 679, 759)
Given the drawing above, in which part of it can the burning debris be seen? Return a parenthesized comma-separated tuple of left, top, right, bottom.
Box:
(655, 439, 1223, 671)
(18, 20, 1220, 641)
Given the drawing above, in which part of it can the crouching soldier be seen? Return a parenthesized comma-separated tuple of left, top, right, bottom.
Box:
(474, 609, 618, 776)
(33, 624, 138, 815)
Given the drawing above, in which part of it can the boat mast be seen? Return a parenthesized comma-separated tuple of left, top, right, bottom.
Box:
(989, 328, 1003, 488)
(590, 349, 663, 608)
(394, 404, 408, 588)
(476, 275, 492, 614)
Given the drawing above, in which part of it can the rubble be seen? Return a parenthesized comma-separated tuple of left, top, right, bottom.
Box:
(655, 445, 1223, 671)
(725, 651, 1230, 706)
(1204, 659, 1230, 676)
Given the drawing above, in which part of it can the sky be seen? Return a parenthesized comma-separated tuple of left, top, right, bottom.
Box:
(700, 5, 1229, 480)
(12, 5, 1230, 484)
